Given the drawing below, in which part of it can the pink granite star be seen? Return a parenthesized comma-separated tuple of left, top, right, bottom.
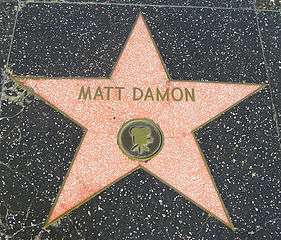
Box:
(17, 15, 263, 229)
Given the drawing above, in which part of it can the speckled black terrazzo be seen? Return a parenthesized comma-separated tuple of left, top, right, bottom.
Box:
(0, 1, 17, 68)
(0, 71, 84, 239)
(1, 1, 281, 239)
(195, 87, 281, 239)
(66, 0, 256, 9)
(258, 11, 281, 131)
(10, 3, 139, 77)
(10, 4, 268, 83)
(58, 170, 211, 240)
(142, 7, 267, 83)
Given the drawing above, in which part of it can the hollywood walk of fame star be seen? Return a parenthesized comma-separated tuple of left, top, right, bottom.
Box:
(14, 14, 264, 230)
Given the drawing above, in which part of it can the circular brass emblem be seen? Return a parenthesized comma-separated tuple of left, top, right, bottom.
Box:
(117, 119, 164, 161)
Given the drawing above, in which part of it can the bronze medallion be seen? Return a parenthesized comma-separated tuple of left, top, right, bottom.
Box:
(117, 119, 164, 161)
